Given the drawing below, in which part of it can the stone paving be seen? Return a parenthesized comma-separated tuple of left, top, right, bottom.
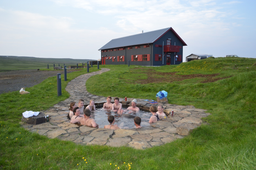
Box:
(22, 68, 211, 149)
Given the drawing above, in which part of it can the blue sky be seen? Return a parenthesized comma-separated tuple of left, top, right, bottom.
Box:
(0, 0, 255, 60)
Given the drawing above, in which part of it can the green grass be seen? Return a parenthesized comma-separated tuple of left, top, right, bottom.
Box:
(1, 57, 256, 169)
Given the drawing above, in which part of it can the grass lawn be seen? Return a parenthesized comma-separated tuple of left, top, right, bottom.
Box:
(1, 57, 256, 169)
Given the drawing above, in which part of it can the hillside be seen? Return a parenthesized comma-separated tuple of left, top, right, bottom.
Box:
(0, 55, 95, 72)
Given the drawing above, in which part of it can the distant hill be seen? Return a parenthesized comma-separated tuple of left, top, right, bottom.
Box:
(0, 55, 96, 72)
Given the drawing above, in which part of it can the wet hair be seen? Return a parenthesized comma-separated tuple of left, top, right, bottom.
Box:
(107, 96, 112, 100)
(90, 100, 94, 104)
(134, 117, 141, 126)
(69, 102, 76, 111)
(114, 97, 119, 101)
(149, 106, 157, 113)
(108, 115, 115, 124)
(84, 109, 91, 117)
(79, 99, 84, 103)
(73, 107, 80, 115)
(158, 105, 164, 109)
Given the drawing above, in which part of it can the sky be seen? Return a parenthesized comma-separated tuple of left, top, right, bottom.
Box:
(0, 0, 255, 60)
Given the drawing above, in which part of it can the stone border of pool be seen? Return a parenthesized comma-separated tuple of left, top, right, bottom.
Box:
(21, 68, 211, 149)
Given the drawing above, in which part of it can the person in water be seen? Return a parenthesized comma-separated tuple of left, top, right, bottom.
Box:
(112, 97, 123, 115)
(80, 109, 98, 128)
(104, 115, 120, 130)
(86, 100, 96, 111)
(134, 116, 141, 128)
(126, 99, 140, 113)
(149, 105, 159, 123)
(70, 107, 83, 124)
(103, 96, 112, 111)
(156, 105, 166, 119)
(78, 99, 84, 115)
(68, 102, 76, 119)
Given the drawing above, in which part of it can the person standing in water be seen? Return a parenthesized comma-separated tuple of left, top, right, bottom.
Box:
(149, 105, 159, 123)
(156, 105, 166, 119)
(70, 107, 83, 124)
(112, 97, 123, 115)
(78, 99, 84, 115)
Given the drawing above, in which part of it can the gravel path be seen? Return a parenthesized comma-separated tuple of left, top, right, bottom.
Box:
(0, 69, 81, 94)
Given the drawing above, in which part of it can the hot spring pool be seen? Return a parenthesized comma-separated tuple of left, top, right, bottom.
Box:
(89, 109, 151, 129)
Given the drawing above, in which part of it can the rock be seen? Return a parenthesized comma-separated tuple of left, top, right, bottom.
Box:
(89, 129, 114, 139)
(137, 128, 162, 134)
(130, 134, 152, 141)
(106, 137, 131, 147)
(47, 129, 67, 138)
(163, 127, 177, 134)
(150, 132, 172, 138)
(87, 138, 108, 145)
(44, 112, 59, 116)
(128, 141, 151, 149)
(112, 129, 137, 138)
(73, 136, 84, 143)
(177, 117, 202, 125)
(59, 134, 79, 141)
(161, 136, 176, 143)
(32, 122, 59, 129)
(149, 141, 163, 147)
(83, 136, 95, 143)
(79, 126, 95, 133)
(67, 128, 79, 133)
(57, 122, 79, 129)
(176, 123, 198, 136)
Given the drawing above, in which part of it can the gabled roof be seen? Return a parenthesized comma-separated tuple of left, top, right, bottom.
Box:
(99, 27, 187, 50)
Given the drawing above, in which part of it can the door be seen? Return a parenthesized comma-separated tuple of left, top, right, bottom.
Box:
(166, 55, 171, 65)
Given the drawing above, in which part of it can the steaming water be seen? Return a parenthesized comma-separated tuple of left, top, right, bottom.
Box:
(90, 109, 151, 129)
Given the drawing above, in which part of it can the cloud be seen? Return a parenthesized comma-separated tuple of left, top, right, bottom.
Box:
(223, 1, 241, 5)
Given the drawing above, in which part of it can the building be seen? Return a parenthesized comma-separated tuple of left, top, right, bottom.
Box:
(186, 54, 213, 62)
(99, 27, 187, 66)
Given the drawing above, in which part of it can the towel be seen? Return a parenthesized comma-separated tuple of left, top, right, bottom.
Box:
(22, 111, 40, 118)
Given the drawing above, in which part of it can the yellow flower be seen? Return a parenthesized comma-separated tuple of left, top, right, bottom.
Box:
(84, 159, 86, 161)
(86, 162, 87, 164)
(115, 165, 117, 166)
(6, 137, 8, 138)
(77, 164, 79, 165)
(16, 138, 18, 140)
(124, 162, 126, 164)
(118, 167, 120, 169)
(83, 157, 84, 159)
(110, 163, 112, 165)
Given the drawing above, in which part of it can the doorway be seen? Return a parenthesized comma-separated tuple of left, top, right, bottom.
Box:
(166, 55, 171, 65)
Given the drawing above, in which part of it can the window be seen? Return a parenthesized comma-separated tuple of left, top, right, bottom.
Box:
(135, 46, 140, 49)
(119, 48, 124, 50)
(127, 47, 132, 50)
(142, 55, 147, 61)
(143, 45, 149, 48)
(131, 55, 138, 61)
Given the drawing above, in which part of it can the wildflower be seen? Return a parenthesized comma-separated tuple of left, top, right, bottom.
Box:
(16, 138, 18, 140)
(83, 157, 84, 159)
(115, 165, 117, 166)
(6, 137, 8, 138)
(118, 167, 120, 169)
(110, 163, 112, 165)
(37, 154, 38, 156)
(86, 162, 87, 164)
(77, 164, 79, 165)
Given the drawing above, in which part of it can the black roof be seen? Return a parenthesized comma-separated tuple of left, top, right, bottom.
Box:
(99, 27, 187, 50)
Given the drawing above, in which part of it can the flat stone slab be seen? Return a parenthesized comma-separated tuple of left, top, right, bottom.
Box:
(47, 129, 67, 138)
(128, 141, 151, 149)
(22, 68, 211, 150)
(106, 137, 131, 147)
(112, 129, 137, 138)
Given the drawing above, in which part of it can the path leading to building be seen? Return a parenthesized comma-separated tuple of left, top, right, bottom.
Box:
(22, 68, 210, 149)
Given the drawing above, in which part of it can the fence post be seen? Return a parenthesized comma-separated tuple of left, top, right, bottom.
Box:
(87, 62, 89, 73)
(47, 64, 49, 69)
(53, 64, 55, 69)
(97, 61, 99, 69)
(77, 63, 78, 69)
(64, 66, 67, 81)
(91, 61, 93, 67)
(57, 73, 62, 96)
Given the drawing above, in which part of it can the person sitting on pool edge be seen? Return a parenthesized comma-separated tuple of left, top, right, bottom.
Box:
(80, 109, 98, 128)
(104, 115, 119, 130)
(112, 97, 123, 115)
(78, 99, 84, 115)
(127, 99, 140, 113)
(149, 105, 159, 123)
(70, 107, 83, 124)
(68, 101, 76, 120)
(156, 105, 166, 119)
(86, 100, 96, 111)
(134, 116, 141, 128)
(103, 96, 112, 111)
